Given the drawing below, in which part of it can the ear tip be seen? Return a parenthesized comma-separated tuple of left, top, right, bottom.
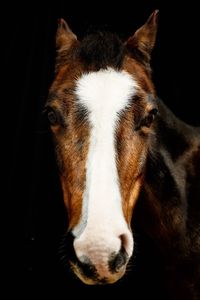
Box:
(154, 9, 159, 15)
(147, 9, 159, 25)
(153, 9, 159, 22)
(58, 18, 67, 28)
(56, 18, 77, 44)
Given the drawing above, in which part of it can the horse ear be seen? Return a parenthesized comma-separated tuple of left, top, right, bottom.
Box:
(56, 19, 77, 52)
(126, 10, 159, 68)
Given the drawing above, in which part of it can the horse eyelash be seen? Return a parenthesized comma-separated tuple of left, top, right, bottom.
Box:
(135, 108, 158, 131)
(43, 106, 65, 127)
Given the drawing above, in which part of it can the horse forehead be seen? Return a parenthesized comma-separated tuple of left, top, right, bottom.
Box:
(75, 68, 138, 111)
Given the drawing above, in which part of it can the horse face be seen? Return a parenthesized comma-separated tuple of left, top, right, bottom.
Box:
(46, 11, 158, 284)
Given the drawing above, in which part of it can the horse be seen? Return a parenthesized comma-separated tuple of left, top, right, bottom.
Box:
(45, 11, 200, 299)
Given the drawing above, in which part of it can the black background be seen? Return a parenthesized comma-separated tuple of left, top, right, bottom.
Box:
(5, 0, 199, 298)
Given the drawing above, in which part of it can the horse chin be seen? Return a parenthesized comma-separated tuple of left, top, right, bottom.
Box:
(70, 261, 126, 285)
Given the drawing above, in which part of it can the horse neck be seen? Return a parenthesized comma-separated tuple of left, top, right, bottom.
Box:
(136, 99, 200, 257)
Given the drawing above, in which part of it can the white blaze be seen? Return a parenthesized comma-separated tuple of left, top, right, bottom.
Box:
(73, 68, 137, 260)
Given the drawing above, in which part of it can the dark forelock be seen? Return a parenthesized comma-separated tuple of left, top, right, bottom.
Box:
(78, 31, 125, 71)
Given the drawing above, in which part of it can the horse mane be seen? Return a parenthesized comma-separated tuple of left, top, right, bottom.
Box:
(78, 31, 125, 70)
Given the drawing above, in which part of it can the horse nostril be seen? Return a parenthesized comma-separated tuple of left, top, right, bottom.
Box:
(108, 246, 128, 273)
(77, 256, 97, 279)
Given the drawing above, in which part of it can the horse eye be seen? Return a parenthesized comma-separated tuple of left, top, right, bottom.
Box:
(142, 108, 158, 128)
(47, 109, 58, 126)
